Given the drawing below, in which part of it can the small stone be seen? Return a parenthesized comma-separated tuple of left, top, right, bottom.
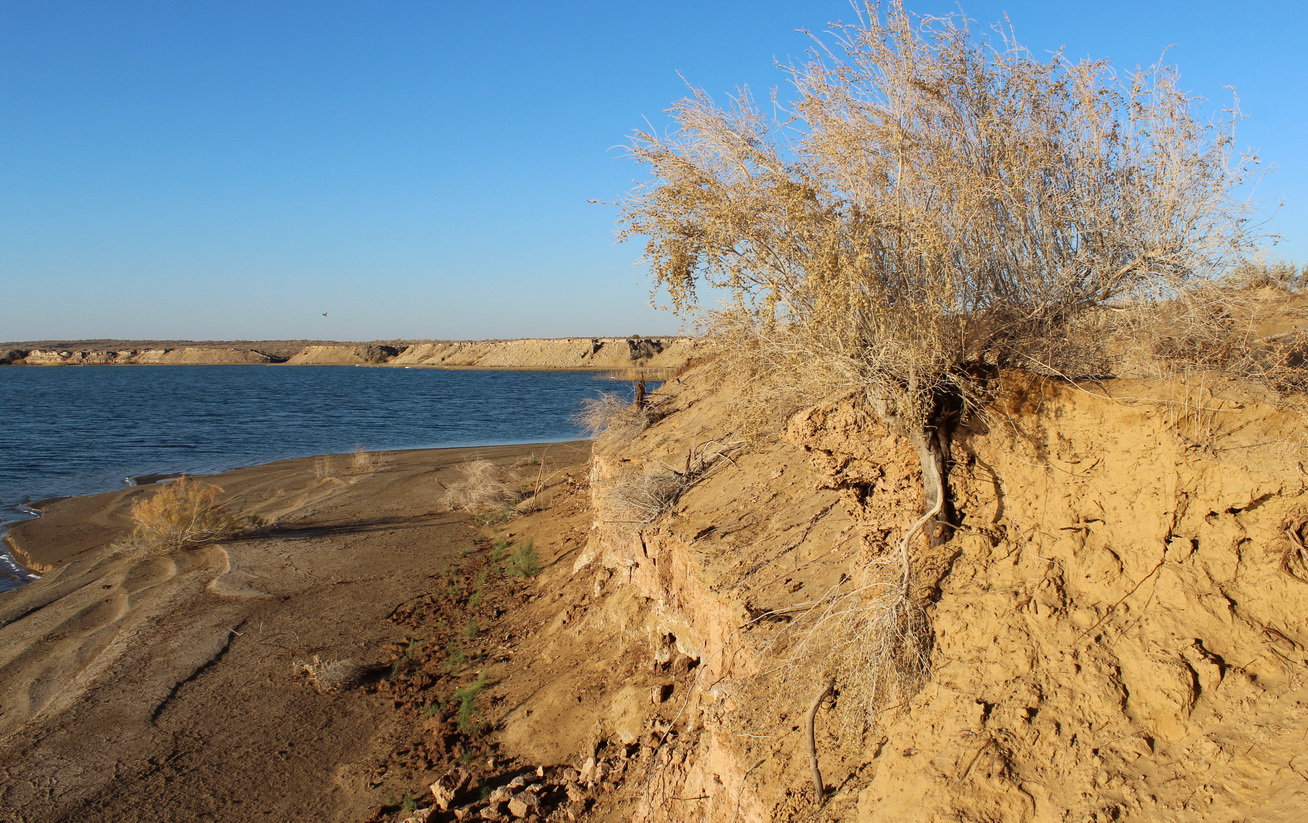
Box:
(536, 765, 545, 778)
(579, 756, 598, 782)
(430, 769, 468, 811)
(508, 789, 540, 818)
(401, 809, 433, 823)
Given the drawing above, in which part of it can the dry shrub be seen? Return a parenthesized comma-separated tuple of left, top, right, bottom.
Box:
(1262, 332, 1308, 392)
(575, 392, 651, 446)
(443, 459, 519, 513)
(603, 469, 693, 526)
(348, 446, 387, 474)
(704, 311, 836, 444)
(297, 656, 367, 693)
(128, 475, 257, 551)
(772, 557, 932, 731)
(600, 440, 739, 525)
(1228, 260, 1307, 293)
(1108, 272, 1308, 391)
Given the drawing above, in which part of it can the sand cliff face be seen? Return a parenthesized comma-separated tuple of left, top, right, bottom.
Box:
(497, 360, 1308, 822)
(0, 337, 696, 371)
(10, 347, 280, 366)
(387, 337, 693, 371)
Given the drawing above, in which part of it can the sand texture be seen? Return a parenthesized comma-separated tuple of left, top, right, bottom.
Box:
(0, 442, 590, 822)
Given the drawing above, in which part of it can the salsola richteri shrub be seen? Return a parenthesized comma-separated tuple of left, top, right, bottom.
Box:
(128, 475, 258, 551)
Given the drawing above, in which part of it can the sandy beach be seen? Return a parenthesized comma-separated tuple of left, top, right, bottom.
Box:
(0, 441, 591, 822)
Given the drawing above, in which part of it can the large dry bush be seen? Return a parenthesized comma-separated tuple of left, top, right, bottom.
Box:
(128, 476, 257, 551)
(618, 0, 1263, 734)
(620, 0, 1259, 538)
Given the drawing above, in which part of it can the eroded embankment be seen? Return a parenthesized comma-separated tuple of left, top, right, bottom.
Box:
(493, 361, 1308, 822)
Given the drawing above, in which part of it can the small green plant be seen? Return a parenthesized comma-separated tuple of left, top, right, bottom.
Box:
(508, 540, 542, 578)
(491, 538, 510, 563)
(443, 647, 469, 675)
(473, 504, 516, 527)
(463, 616, 480, 641)
(453, 672, 488, 734)
(400, 793, 418, 814)
(469, 569, 488, 609)
(444, 573, 464, 601)
(391, 637, 424, 679)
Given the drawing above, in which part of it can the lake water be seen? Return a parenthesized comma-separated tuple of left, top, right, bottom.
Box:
(0, 365, 629, 591)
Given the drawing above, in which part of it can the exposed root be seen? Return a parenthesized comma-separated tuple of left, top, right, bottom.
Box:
(806, 677, 836, 803)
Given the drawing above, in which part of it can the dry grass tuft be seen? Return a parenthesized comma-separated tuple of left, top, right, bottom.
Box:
(297, 655, 368, 693)
(600, 439, 740, 525)
(348, 446, 387, 474)
(313, 456, 341, 481)
(442, 459, 519, 514)
(127, 475, 259, 551)
(575, 392, 652, 446)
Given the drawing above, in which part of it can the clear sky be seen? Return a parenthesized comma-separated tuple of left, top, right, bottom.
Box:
(2, 1, 1304, 342)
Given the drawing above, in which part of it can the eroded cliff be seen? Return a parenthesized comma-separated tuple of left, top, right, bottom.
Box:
(491, 358, 1308, 822)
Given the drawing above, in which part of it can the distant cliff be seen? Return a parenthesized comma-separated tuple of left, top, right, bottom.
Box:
(0, 337, 696, 371)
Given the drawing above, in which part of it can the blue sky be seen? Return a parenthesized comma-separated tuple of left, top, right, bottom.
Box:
(2, 1, 1303, 342)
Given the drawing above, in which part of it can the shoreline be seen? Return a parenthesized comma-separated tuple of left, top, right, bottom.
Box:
(1, 440, 589, 582)
(0, 336, 695, 371)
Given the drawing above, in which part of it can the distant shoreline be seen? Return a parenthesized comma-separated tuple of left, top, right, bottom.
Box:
(0, 336, 695, 371)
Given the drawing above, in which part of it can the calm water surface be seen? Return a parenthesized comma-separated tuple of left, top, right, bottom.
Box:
(0, 365, 625, 590)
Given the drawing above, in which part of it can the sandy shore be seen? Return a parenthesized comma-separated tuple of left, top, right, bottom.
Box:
(0, 441, 591, 822)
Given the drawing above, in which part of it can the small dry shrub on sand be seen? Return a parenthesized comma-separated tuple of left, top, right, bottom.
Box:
(348, 446, 387, 474)
(297, 656, 367, 693)
(128, 475, 258, 551)
(313, 455, 340, 481)
(443, 459, 519, 514)
(603, 469, 692, 525)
